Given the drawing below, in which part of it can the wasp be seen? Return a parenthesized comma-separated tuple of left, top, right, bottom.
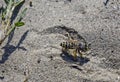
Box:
(60, 33, 89, 60)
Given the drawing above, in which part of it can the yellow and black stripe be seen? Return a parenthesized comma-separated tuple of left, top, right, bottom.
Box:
(60, 42, 76, 49)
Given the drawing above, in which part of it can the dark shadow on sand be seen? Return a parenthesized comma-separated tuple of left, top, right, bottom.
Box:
(60, 50, 90, 66)
(0, 30, 28, 64)
(40, 25, 86, 40)
(11, 0, 25, 23)
(40, 25, 88, 47)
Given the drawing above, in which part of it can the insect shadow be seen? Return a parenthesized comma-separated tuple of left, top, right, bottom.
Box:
(0, 30, 28, 64)
(60, 50, 90, 66)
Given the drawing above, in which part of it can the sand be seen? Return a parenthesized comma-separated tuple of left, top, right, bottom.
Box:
(0, 0, 120, 82)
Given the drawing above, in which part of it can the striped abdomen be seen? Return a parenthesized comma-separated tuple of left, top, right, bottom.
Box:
(60, 42, 77, 49)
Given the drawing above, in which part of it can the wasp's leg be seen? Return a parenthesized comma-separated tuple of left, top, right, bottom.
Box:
(65, 33, 78, 44)
(73, 49, 77, 60)
(64, 33, 73, 40)
(61, 47, 65, 52)
(78, 50, 83, 58)
(62, 47, 68, 53)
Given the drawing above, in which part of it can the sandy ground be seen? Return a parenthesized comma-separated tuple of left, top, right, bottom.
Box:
(0, 0, 120, 82)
